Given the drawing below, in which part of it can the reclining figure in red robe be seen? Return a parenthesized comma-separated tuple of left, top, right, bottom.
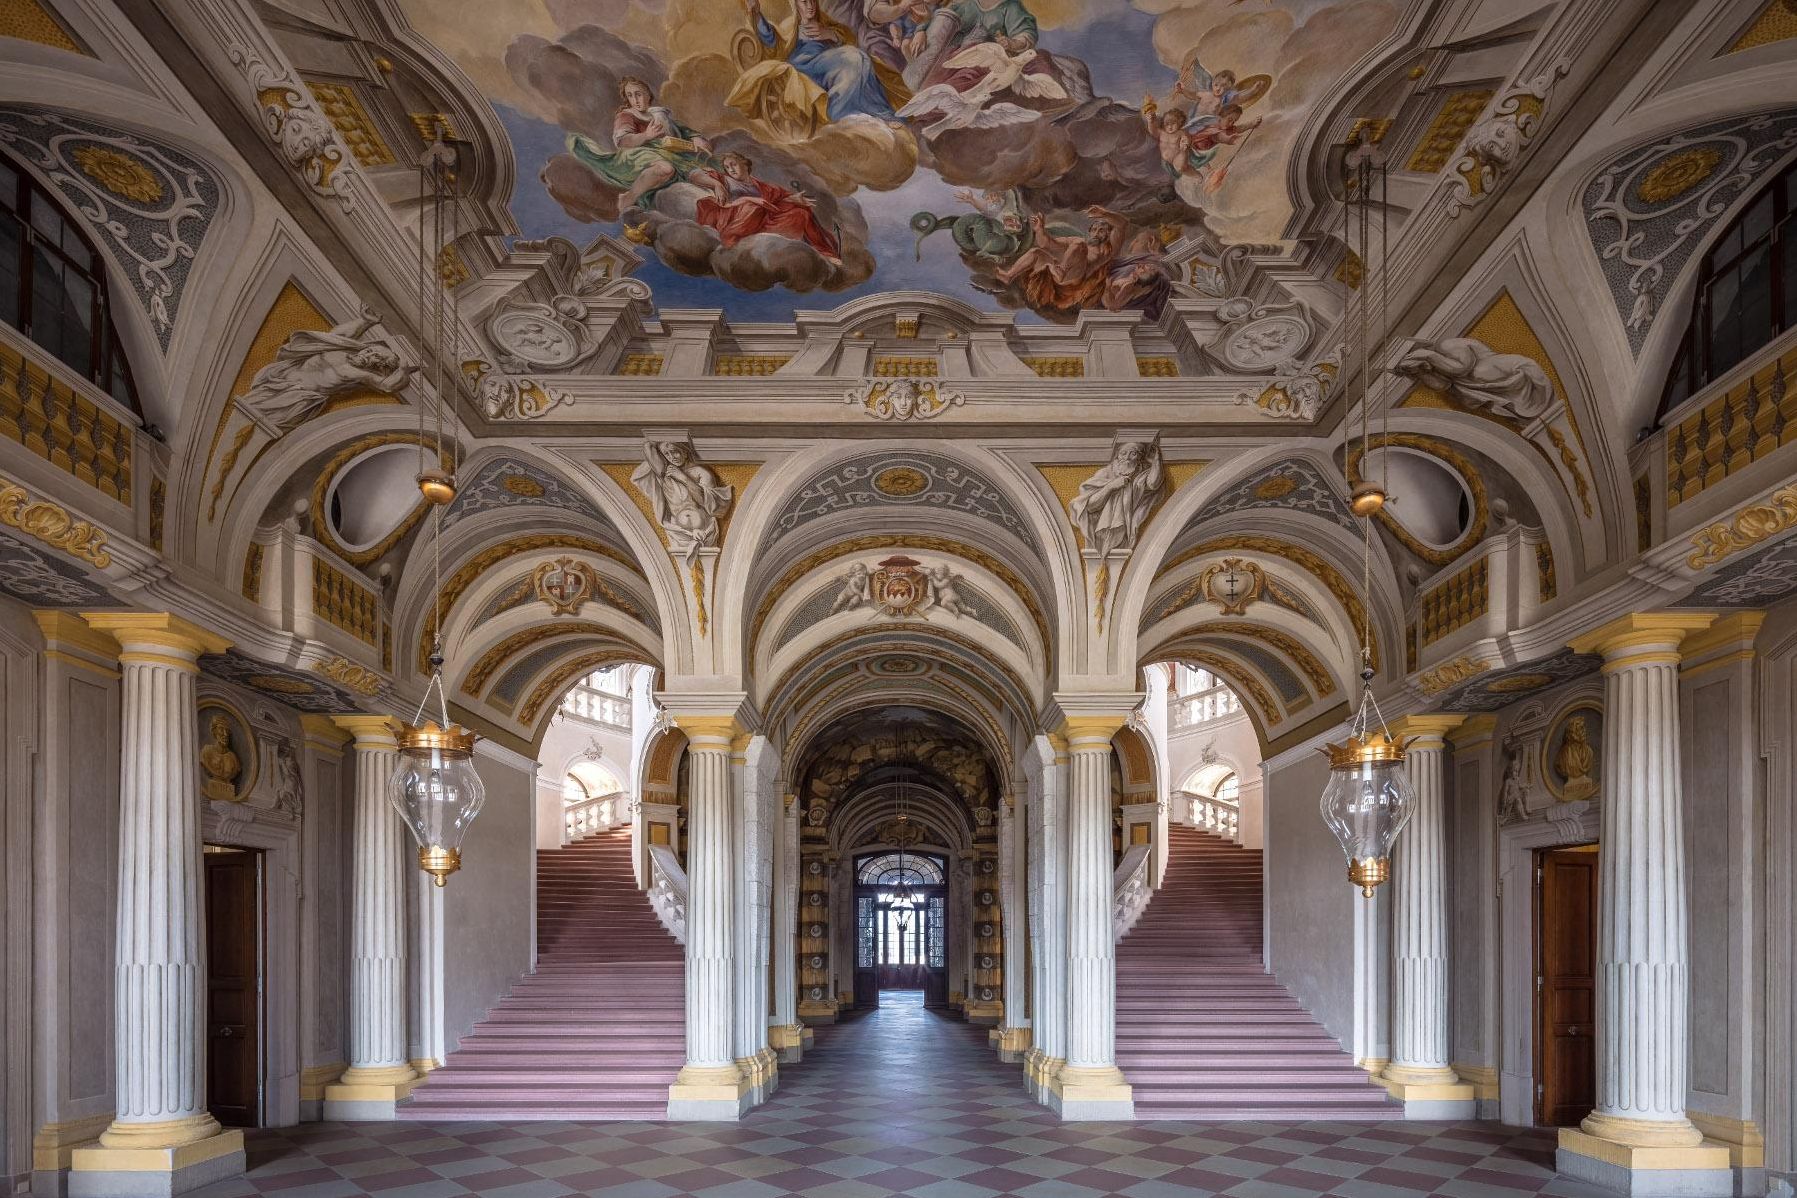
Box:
(695, 152, 842, 265)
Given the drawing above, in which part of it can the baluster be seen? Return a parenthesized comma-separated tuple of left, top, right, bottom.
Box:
(1701, 402, 1727, 487)
(1678, 415, 1704, 502)
(1726, 381, 1753, 476)
(1778, 359, 1797, 448)
(19, 361, 50, 460)
(1751, 369, 1779, 459)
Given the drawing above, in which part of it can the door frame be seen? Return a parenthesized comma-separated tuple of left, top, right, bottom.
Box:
(1532, 842, 1599, 1128)
(1497, 801, 1599, 1126)
(203, 844, 266, 1128)
(851, 851, 949, 1008)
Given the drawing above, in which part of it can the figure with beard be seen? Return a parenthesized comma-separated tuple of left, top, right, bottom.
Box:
(993, 206, 1124, 315)
(566, 76, 720, 211)
(1102, 228, 1172, 320)
(695, 152, 843, 263)
(730, 0, 907, 138)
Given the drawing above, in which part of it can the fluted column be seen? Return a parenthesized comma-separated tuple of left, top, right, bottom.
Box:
(1057, 713, 1134, 1119)
(70, 613, 243, 1196)
(323, 715, 418, 1118)
(1379, 715, 1474, 1118)
(1025, 735, 1068, 1102)
(1557, 614, 1730, 1193)
(667, 714, 748, 1119)
(769, 792, 806, 1061)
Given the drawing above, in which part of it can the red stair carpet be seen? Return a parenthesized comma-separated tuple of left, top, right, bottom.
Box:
(1116, 824, 1398, 1120)
(401, 826, 683, 1120)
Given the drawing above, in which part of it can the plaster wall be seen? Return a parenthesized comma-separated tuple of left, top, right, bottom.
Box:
(441, 749, 538, 1052)
(1165, 707, 1264, 848)
(536, 714, 635, 850)
(1448, 740, 1499, 1088)
(1264, 748, 1358, 1048)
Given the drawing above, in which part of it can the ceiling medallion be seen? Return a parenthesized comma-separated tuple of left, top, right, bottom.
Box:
(871, 655, 924, 675)
(1487, 671, 1554, 693)
(873, 466, 930, 497)
(1636, 147, 1721, 204)
(72, 145, 163, 203)
(532, 556, 600, 617)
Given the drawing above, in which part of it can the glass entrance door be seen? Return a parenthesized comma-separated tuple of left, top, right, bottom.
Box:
(853, 853, 948, 1008)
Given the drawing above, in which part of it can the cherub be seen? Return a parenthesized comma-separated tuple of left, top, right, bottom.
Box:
(1183, 104, 1262, 187)
(1172, 58, 1269, 122)
(1144, 103, 1194, 177)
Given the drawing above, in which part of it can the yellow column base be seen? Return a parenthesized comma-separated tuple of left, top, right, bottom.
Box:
(33, 1114, 114, 1171)
(97, 1115, 222, 1151)
(768, 1024, 806, 1050)
(996, 1027, 1032, 1053)
(71, 1127, 243, 1174)
(1579, 1112, 1705, 1149)
(324, 1063, 420, 1103)
(1687, 1114, 1764, 1168)
(1055, 1064, 1134, 1120)
(667, 1064, 752, 1119)
(1557, 1128, 1731, 1171)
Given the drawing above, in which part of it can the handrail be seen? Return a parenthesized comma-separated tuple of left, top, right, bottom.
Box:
(564, 791, 625, 841)
(1112, 843, 1151, 942)
(1186, 790, 1240, 844)
(647, 844, 688, 946)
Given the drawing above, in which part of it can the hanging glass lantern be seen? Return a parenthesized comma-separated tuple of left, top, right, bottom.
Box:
(388, 720, 486, 885)
(1318, 728, 1414, 896)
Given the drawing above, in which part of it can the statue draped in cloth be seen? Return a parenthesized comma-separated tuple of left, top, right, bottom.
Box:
(1070, 440, 1164, 556)
(631, 440, 734, 560)
(236, 309, 415, 436)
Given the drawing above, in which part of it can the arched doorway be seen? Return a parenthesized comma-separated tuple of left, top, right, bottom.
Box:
(853, 849, 947, 1008)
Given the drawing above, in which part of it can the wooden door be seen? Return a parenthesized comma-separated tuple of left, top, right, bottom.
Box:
(1535, 846, 1598, 1127)
(205, 848, 262, 1128)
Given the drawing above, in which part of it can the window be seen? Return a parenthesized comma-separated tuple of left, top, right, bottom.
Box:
(1212, 771, 1239, 803)
(1659, 157, 1797, 418)
(1179, 762, 1239, 803)
(855, 852, 945, 886)
(562, 759, 621, 804)
(0, 153, 140, 413)
(1174, 664, 1218, 696)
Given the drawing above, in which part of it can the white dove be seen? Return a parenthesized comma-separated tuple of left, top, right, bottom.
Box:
(897, 41, 1068, 136)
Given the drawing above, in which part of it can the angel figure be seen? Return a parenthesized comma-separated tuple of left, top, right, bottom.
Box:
(630, 440, 734, 560)
(924, 563, 967, 615)
(236, 308, 415, 436)
(832, 562, 872, 612)
(1172, 58, 1270, 124)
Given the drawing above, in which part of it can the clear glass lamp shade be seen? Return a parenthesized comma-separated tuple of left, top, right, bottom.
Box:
(387, 722, 487, 886)
(1317, 732, 1415, 897)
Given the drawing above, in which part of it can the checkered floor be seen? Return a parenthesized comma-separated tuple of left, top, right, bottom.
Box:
(194, 990, 1613, 1197)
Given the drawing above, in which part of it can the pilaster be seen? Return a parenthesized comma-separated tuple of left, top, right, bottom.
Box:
(1379, 714, 1475, 1118)
(70, 614, 243, 1198)
(296, 714, 350, 1121)
(1445, 714, 1501, 1119)
(769, 793, 805, 1062)
(1556, 614, 1731, 1196)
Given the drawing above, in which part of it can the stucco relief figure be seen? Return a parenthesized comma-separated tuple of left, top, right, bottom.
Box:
(200, 713, 242, 803)
(1498, 740, 1529, 825)
(236, 308, 416, 436)
(1391, 337, 1555, 423)
(273, 741, 303, 817)
(832, 562, 872, 612)
(631, 440, 734, 560)
(1554, 715, 1597, 803)
(1070, 440, 1164, 556)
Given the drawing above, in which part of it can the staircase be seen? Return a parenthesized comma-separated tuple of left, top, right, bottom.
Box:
(1116, 824, 1397, 1121)
(401, 826, 684, 1120)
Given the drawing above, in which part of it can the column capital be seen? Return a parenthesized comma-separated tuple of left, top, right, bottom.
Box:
(1058, 714, 1129, 745)
(672, 713, 745, 744)
(1445, 713, 1498, 749)
(331, 714, 400, 748)
(300, 713, 354, 752)
(81, 611, 231, 664)
(1389, 713, 1465, 747)
(1568, 612, 1715, 666)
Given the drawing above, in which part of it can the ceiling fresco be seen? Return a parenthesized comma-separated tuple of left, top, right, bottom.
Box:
(399, 0, 1390, 322)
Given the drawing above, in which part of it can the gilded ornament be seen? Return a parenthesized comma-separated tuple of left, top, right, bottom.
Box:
(502, 474, 546, 497)
(532, 556, 600, 617)
(72, 145, 162, 202)
(1686, 484, 1797, 568)
(873, 467, 929, 496)
(1416, 656, 1489, 696)
(1487, 671, 1553, 694)
(1253, 475, 1298, 500)
(1159, 535, 1379, 670)
(312, 655, 382, 696)
(246, 673, 314, 695)
(1636, 148, 1721, 203)
(0, 477, 112, 567)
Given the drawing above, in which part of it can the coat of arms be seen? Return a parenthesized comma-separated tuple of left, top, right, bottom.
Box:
(532, 556, 598, 616)
(869, 554, 928, 618)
